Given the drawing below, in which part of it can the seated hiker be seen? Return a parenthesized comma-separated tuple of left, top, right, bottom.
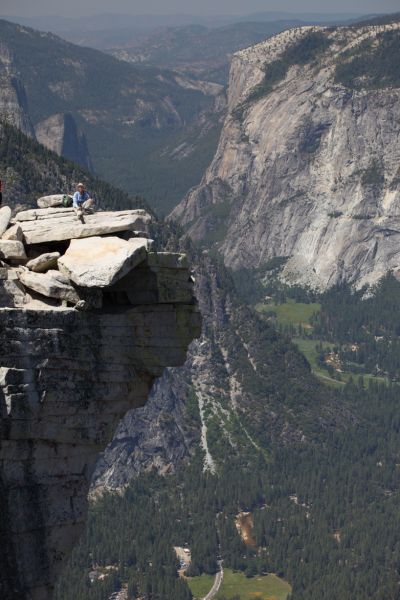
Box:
(73, 183, 95, 216)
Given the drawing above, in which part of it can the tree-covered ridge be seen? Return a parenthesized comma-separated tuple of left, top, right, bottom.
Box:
(354, 12, 400, 27)
(0, 121, 149, 212)
(335, 28, 400, 89)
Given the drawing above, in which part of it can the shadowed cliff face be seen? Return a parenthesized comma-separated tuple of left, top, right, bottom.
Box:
(0, 42, 35, 137)
(35, 113, 93, 171)
(0, 208, 201, 600)
(0, 305, 200, 600)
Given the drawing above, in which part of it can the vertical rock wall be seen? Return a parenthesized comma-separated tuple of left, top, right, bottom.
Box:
(0, 275, 200, 599)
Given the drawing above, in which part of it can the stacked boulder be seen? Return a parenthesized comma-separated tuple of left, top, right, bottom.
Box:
(0, 195, 193, 311)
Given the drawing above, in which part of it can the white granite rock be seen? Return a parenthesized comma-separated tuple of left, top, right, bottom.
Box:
(15, 209, 152, 245)
(0, 206, 12, 237)
(37, 194, 71, 208)
(171, 23, 400, 290)
(18, 269, 80, 304)
(2, 224, 23, 241)
(58, 236, 150, 287)
(0, 240, 27, 261)
(15, 207, 76, 221)
(26, 252, 61, 273)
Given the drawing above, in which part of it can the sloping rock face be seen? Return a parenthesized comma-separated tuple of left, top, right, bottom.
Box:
(0, 42, 35, 137)
(35, 113, 92, 171)
(172, 22, 400, 289)
(0, 206, 201, 600)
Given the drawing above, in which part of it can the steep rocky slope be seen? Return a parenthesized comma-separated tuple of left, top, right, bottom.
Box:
(0, 19, 225, 215)
(0, 41, 35, 136)
(0, 124, 201, 599)
(34, 113, 92, 171)
(92, 246, 342, 491)
(172, 21, 400, 289)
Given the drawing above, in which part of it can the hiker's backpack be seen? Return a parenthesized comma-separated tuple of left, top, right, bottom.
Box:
(62, 194, 73, 207)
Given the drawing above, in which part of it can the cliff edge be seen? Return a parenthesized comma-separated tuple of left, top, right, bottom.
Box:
(0, 200, 201, 599)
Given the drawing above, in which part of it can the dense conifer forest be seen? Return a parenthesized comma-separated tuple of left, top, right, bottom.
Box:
(56, 377, 400, 600)
(313, 274, 400, 380)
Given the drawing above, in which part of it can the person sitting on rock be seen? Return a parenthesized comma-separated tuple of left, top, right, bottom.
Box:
(73, 183, 95, 217)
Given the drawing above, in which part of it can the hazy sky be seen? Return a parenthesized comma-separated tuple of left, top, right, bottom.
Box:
(1, 0, 399, 18)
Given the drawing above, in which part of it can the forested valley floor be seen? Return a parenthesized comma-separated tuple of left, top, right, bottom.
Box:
(56, 270, 400, 600)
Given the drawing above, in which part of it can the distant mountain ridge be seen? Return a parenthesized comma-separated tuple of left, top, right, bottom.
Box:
(1, 11, 364, 34)
(109, 20, 304, 84)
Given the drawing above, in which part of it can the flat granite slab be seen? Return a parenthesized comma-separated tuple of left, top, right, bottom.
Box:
(14, 209, 152, 245)
(58, 236, 152, 287)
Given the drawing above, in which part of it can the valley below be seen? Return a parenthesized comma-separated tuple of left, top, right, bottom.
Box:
(1, 10, 400, 600)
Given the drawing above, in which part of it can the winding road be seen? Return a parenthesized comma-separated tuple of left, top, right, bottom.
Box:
(202, 562, 223, 600)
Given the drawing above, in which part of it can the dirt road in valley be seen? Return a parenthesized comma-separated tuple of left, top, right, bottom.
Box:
(203, 562, 223, 600)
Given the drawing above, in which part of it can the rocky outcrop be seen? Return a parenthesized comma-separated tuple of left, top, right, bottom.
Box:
(35, 114, 92, 171)
(0, 203, 201, 599)
(172, 22, 400, 289)
(0, 239, 26, 261)
(2, 224, 23, 242)
(18, 269, 81, 304)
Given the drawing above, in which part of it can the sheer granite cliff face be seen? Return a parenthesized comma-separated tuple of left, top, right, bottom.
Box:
(34, 113, 93, 171)
(0, 209, 201, 600)
(0, 42, 35, 137)
(172, 22, 400, 289)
